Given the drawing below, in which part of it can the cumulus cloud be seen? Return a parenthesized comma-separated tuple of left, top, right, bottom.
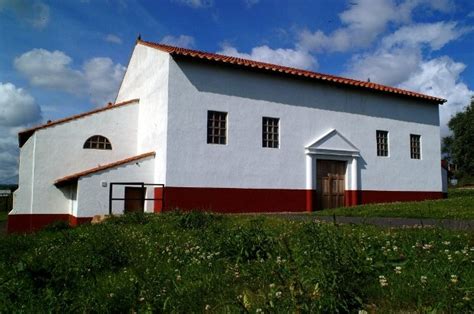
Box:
(14, 49, 85, 94)
(218, 44, 317, 70)
(161, 35, 195, 48)
(105, 34, 122, 44)
(0, 82, 42, 127)
(298, 0, 455, 53)
(172, 0, 212, 8)
(381, 22, 471, 51)
(0, 0, 50, 29)
(344, 20, 472, 136)
(399, 57, 473, 135)
(0, 82, 42, 184)
(14, 48, 125, 105)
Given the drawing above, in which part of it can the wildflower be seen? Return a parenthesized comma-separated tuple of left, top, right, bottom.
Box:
(422, 244, 433, 250)
(366, 257, 373, 262)
(394, 266, 402, 274)
(450, 275, 458, 284)
(176, 275, 181, 281)
(276, 256, 282, 264)
(139, 297, 145, 302)
(358, 310, 368, 314)
(420, 276, 427, 284)
(205, 304, 211, 311)
(256, 308, 263, 313)
(442, 241, 450, 245)
(269, 283, 275, 289)
(275, 291, 282, 298)
(378, 275, 388, 287)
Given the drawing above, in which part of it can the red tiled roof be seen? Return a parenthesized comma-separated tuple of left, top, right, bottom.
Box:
(138, 39, 446, 105)
(18, 99, 140, 147)
(54, 152, 155, 186)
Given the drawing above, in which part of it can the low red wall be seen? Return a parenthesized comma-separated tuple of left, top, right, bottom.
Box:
(346, 190, 444, 205)
(155, 186, 444, 213)
(158, 186, 309, 213)
(7, 214, 91, 234)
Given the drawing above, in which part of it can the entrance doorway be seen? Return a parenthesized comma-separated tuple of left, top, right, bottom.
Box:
(124, 187, 146, 213)
(317, 160, 346, 209)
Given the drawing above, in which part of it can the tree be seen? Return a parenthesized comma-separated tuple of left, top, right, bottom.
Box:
(442, 96, 474, 181)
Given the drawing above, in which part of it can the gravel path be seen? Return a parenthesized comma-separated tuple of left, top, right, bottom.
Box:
(268, 214, 474, 231)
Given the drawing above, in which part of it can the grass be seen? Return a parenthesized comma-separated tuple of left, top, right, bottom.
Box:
(0, 211, 8, 223)
(0, 212, 473, 312)
(315, 188, 474, 220)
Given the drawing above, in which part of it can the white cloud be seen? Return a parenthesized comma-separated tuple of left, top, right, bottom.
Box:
(105, 34, 122, 44)
(344, 20, 472, 137)
(0, 82, 42, 127)
(14, 48, 125, 105)
(244, 0, 259, 8)
(161, 35, 196, 48)
(298, 0, 456, 53)
(0, 0, 50, 29)
(14, 49, 85, 94)
(83, 58, 126, 106)
(346, 46, 422, 86)
(381, 22, 471, 51)
(399, 57, 473, 135)
(0, 82, 42, 184)
(172, 0, 212, 8)
(218, 44, 317, 70)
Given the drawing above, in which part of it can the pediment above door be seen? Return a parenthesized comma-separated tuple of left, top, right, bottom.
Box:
(305, 129, 360, 157)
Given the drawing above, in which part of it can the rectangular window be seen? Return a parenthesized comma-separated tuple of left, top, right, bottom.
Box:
(410, 134, 421, 159)
(376, 130, 389, 157)
(207, 111, 227, 144)
(262, 117, 279, 148)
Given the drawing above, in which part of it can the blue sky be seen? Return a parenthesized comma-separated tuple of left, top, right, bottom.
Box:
(0, 0, 473, 183)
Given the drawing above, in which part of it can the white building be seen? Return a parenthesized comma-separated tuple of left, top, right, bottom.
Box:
(9, 38, 447, 232)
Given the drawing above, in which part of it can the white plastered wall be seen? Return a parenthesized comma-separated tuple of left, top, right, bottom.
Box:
(76, 156, 155, 217)
(11, 103, 139, 216)
(115, 43, 170, 185)
(165, 59, 442, 192)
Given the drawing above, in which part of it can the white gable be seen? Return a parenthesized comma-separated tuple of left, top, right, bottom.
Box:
(305, 129, 360, 157)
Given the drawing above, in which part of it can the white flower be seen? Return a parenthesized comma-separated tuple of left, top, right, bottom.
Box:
(269, 283, 275, 289)
(256, 308, 263, 313)
(205, 304, 211, 311)
(275, 291, 282, 298)
(378, 275, 388, 287)
(451, 275, 458, 284)
(358, 310, 368, 314)
(420, 276, 428, 284)
(442, 241, 451, 245)
(394, 266, 402, 274)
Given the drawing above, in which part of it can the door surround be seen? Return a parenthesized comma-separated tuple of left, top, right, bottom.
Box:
(305, 129, 360, 211)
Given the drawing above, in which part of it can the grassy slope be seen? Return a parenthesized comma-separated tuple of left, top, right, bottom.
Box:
(0, 212, 472, 312)
(315, 188, 474, 220)
(0, 212, 7, 223)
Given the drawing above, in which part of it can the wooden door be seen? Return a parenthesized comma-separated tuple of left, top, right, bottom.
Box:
(317, 160, 346, 210)
(124, 187, 146, 213)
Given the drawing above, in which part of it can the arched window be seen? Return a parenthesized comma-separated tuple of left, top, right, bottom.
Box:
(83, 135, 112, 150)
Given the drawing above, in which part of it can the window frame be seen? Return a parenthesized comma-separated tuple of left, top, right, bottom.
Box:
(207, 110, 227, 145)
(83, 135, 112, 150)
(262, 116, 280, 148)
(376, 130, 389, 157)
(410, 134, 421, 159)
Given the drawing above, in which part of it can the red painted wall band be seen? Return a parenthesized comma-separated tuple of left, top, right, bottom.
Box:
(163, 186, 309, 213)
(7, 214, 91, 234)
(7, 189, 444, 233)
(345, 190, 444, 205)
